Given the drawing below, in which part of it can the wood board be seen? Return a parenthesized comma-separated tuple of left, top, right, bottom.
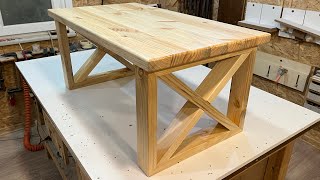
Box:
(48, 3, 270, 71)
(16, 50, 320, 179)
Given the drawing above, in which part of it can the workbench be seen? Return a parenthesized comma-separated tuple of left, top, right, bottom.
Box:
(47, 3, 271, 176)
(17, 49, 320, 179)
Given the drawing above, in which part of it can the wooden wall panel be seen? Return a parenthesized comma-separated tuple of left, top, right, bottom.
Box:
(252, 75, 305, 105)
(257, 35, 320, 68)
(159, 0, 179, 11)
(283, 0, 320, 11)
(302, 127, 320, 149)
(218, 0, 247, 24)
(73, 0, 102, 7)
(299, 42, 320, 68)
(258, 34, 300, 62)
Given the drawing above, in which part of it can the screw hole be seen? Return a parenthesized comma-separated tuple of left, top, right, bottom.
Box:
(273, 7, 275, 9)
(280, 59, 283, 62)
(292, 10, 295, 13)
(253, 4, 255, 6)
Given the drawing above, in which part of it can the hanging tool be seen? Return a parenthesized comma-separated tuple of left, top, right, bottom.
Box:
(275, 66, 288, 83)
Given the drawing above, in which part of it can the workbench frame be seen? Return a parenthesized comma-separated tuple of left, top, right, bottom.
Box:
(55, 20, 258, 176)
(32, 92, 301, 180)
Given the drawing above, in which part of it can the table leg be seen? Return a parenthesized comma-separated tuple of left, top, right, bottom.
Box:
(227, 48, 257, 128)
(135, 67, 158, 176)
(55, 21, 74, 89)
(264, 141, 295, 180)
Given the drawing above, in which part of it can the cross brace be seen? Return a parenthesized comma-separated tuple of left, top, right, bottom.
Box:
(136, 49, 257, 176)
(55, 22, 134, 90)
(55, 20, 257, 177)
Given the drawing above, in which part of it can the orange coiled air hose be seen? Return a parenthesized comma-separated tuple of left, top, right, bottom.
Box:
(22, 78, 44, 151)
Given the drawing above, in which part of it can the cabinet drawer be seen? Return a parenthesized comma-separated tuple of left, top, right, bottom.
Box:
(309, 81, 320, 93)
(42, 110, 69, 165)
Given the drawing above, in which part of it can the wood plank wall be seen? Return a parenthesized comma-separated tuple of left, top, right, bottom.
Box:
(248, 0, 320, 149)
(218, 0, 247, 24)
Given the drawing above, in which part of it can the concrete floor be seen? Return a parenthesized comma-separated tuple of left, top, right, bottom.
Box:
(0, 128, 319, 180)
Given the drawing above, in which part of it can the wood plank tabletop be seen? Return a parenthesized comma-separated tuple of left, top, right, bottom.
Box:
(48, 3, 270, 71)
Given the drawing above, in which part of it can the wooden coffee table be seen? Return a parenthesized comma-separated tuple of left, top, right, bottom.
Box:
(48, 3, 270, 176)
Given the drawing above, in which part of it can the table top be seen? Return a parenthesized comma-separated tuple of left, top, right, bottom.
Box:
(17, 50, 320, 179)
(48, 3, 270, 71)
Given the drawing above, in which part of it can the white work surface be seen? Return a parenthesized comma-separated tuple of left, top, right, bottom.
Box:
(17, 50, 320, 180)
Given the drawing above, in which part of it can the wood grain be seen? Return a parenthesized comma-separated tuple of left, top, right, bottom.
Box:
(135, 67, 158, 176)
(264, 142, 294, 180)
(154, 125, 241, 174)
(48, 3, 270, 71)
(218, 0, 247, 25)
(55, 22, 74, 89)
(100, 47, 134, 71)
(157, 53, 250, 163)
(74, 47, 106, 83)
(160, 74, 239, 131)
(283, 0, 320, 11)
(227, 49, 256, 128)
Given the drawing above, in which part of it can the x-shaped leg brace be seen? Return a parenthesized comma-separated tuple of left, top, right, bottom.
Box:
(135, 49, 256, 176)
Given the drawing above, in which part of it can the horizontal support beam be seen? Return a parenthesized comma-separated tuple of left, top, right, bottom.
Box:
(72, 68, 134, 89)
(153, 48, 254, 76)
(100, 46, 135, 71)
(155, 125, 241, 175)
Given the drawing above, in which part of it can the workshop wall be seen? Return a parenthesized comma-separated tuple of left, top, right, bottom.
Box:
(0, 0, 218, 134)
(247, 0, 320, 149)
(0, 0, 101, 134)
(0, 63, 24, 134)
(248, 0, 320, 106)
(103, 0, 179, 11)
(0, 0, 183, 134)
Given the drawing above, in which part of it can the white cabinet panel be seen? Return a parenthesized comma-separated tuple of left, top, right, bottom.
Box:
(245, 2, 263, 23)
(253, 51, 311, 92)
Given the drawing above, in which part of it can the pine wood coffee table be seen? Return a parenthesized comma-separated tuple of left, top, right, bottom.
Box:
(48, 3, 270, 176)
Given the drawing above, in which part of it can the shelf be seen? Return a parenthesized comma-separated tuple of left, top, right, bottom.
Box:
(238, 20, 278, 33)
(0, 31, 76, 47)
(275, 18, 320, 40)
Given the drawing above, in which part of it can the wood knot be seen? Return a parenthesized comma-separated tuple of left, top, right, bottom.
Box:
(109, 28, 138, 33)
(138, 69, 144, 77)
(114, 12, 122, 15)
(234, 100, 240, 108)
